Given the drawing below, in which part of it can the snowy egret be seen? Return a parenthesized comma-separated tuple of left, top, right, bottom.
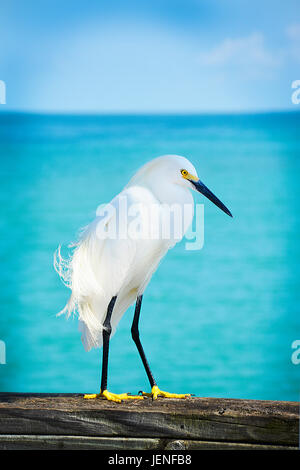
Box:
(55, 155, 232, 402)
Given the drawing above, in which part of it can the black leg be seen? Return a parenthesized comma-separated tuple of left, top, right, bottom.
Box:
(100, 296, 117, 393)
(131, 295, 157, 388)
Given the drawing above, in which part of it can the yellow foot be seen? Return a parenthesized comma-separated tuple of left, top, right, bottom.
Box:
(141, 385, 191, 400)
(83, 390, 144, 403)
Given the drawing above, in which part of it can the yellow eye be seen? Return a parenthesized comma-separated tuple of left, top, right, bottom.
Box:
(181, 169, 188, 178)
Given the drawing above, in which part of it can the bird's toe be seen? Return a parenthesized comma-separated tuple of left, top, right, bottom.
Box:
(142, 385, 191, 400)
(83, 393, 100, 399)
(159, 391, 191, 399)
(86, 390, 145, 403)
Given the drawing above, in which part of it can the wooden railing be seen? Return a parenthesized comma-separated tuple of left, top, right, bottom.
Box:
(0, 393, 298, 450)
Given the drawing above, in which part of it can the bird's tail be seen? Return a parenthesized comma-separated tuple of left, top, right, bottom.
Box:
(54, 225, 109, 351)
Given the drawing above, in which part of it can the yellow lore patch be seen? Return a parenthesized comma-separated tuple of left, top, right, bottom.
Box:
(180, 169, 198, 182)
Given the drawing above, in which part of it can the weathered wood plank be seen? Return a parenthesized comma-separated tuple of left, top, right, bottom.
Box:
(0, 435, 161, 450)
(0, 393, 298, 448)
(0, 435, 297, 451)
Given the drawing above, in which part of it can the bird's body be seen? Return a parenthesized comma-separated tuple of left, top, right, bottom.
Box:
(56, 156, 194, 349)
(55, 155, 232, 402)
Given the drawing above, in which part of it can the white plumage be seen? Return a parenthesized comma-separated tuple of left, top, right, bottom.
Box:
(54, 155, 198, 350)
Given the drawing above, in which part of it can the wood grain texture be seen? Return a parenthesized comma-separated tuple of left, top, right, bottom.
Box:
(0, 435, 297, 450)
(0, 393, 298, 450)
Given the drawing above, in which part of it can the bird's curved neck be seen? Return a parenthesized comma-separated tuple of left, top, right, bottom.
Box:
(148, 179, 193, 207)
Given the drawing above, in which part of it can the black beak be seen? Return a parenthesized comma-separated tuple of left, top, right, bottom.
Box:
(191, 179, 232, 217)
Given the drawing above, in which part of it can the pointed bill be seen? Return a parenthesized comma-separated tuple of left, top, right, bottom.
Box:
(191, 179, 232, 217)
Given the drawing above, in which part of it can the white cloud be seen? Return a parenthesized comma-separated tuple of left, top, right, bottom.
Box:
(286, 23, 300, 63)
(286, 23, 300, 41)
(198, 33, 281, 69)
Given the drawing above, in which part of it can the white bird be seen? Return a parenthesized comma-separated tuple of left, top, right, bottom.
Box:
(55, 155, 232, 402)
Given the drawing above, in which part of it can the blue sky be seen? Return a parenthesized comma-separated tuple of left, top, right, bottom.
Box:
(0, 0, 300, 112)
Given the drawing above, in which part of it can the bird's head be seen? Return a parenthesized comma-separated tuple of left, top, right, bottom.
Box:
(129, 155, 232, 217)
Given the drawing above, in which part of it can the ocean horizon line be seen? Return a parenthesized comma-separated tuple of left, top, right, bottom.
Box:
(0, 108, 299, 118)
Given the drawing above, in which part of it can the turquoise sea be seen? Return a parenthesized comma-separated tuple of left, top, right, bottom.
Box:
(0, 112, 299, 401)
